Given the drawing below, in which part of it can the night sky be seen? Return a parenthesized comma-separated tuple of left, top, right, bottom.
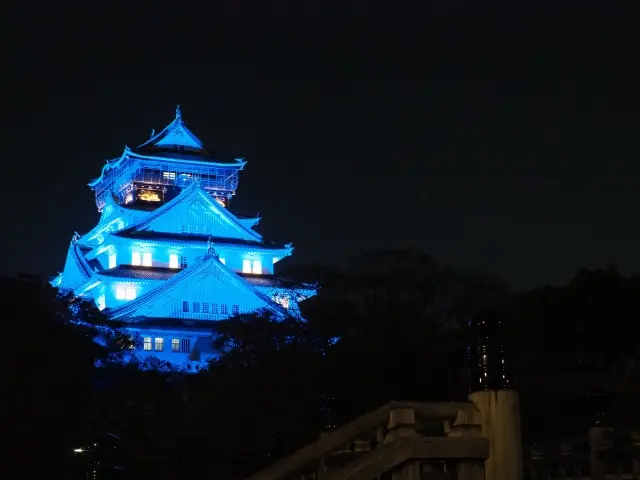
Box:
(3, 2, 640, 289)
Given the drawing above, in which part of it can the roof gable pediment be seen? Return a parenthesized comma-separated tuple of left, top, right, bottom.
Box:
(128, 182, 262, 241)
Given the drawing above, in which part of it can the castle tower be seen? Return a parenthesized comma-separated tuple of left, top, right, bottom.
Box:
(468, 307, 523, 480)
(52, 107, 316, 370)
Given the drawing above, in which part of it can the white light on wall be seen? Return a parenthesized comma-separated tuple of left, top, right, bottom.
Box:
(126, 287, 136, 300)
(169, 254, 179, 269)
(116, 286, 136, 300)
(252, 260, 262, 274)
(142, 252, 152, 267)
(96, 294, 106, 311)
(219, 258, 226, 265)
(108, 253, 116, 269)
(132, 251, 141, 266)
(242, 259, 251, 273)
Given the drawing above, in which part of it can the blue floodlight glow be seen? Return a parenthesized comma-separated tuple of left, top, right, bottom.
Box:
(53, 108, 316, 370)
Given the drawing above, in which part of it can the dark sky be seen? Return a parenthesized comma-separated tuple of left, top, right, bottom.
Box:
(3, 2, 640, 289)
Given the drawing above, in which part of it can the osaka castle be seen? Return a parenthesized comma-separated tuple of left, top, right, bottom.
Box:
(52, 106, 315, 370)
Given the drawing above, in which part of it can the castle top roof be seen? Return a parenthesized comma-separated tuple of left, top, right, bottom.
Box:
(135, 106, 211, 158)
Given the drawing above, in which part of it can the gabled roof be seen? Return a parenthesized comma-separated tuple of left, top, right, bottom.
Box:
(125, 180, 264, 242)
(137, 106, 208, 155)
(107, 252, 286, 320)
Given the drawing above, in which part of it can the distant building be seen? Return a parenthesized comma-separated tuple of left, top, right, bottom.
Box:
(52, 107, 315, 369)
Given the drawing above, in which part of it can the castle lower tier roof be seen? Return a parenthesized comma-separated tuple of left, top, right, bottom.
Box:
(96, 264, 309, 291)
(99, 265, 178, 281)
(114, 230, 286, 249)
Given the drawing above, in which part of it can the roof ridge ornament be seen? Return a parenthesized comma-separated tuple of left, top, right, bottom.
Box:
(175, 105, 182, 123)
(205, 237, 219, 259)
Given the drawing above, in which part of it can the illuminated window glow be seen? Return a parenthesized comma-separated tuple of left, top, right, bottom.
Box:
(242, 259, 251, 273)
(169, 254, 179, 269)
(143, 337, 152, 351)
(96, 294, 106, 311)
(172, 338, 180, 352)
(108, 253, 116, 269)
(142, 252, 152, 267)
(132, 251, 141, 266)
(116, 286, 136, 300)
(252, 260, 262, 274)
(154, 337, 164, 351)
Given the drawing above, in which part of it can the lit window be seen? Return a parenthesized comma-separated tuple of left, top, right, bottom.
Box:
(242, 259, 252, 273)
(181, 339, 191, 353)
(115, 286, 126, 300)
(182, 301, 189, 312)
(154, 337, 164, 351)
(219, 258, 226, 265)
(212, 303, 218, 314)
(171, 338, 180, 352)
(221, 304, 228, 315)
(108, 253, 116, 269)
(169, 254, 179, 269)
(193, 302, 200, 313)
(163, 171, 176, 180)
(252, 260, 262, 274)
(132, 251, 141, 266)
(143, 337, 152, 351)
(142, 252, 152, 267)
(125, 287, 136, 300)
(124, 193, 133, 204)
(96, 294, 106, 311)
(232, 304, 239, 315)
(202, 303, 209, 313)
(180, 256, 188, 268)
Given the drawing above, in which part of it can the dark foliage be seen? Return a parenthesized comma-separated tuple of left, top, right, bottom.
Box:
(8, 256, 640, 479)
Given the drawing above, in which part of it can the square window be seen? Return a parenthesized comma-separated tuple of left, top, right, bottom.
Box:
(221, 304, 228, 315)
(154, 337, 164, 351)
(193, 302, 200, 313)
(212, 303, 218, 314)
(232, 304, 239, 315)
(169, 254, 179, 269)
(125, 287, 136, 300)
(202, 303, 209, 314)
(115, 286, 126, 300)
(171, 338, 180, 352)
(143, 337, 152, 351)
(132, 251, 141, 266)
(182, 301, 189, 312)
(252, 260, 262, 274)
(142, 252, 152, 267)
(180, 256, 188, 268)
(242, 259, 252, 273)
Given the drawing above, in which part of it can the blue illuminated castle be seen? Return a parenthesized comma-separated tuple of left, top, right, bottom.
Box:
(53, 107, 315, 369)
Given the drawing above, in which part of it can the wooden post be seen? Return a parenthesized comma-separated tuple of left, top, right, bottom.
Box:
(469, 390, 523, 480)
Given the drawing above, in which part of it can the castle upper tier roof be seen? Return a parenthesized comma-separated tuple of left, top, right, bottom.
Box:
(133, 106, 241, 165)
